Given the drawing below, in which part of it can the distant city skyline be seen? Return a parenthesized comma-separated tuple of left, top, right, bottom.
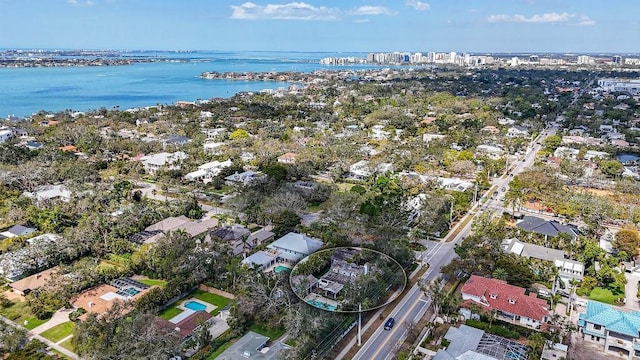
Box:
(0, 0, 638, 53)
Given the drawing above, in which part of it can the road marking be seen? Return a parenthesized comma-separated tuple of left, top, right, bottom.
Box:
(369, 288, 425, 360)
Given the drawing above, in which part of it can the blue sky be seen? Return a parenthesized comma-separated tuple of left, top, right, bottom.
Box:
(0, 0, 637, 53)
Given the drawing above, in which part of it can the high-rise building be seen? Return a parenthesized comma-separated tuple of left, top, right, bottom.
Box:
(577, 55, 591, 65)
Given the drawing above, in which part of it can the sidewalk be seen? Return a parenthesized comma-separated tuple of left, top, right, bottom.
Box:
(0, 313, 79, 359)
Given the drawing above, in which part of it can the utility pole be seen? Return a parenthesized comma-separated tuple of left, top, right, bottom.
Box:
(357, 304, 362, 346)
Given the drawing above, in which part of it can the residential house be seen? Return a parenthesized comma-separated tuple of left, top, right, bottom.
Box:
(437, 177, 474, 192)
(23, 184, 71, 203)
(502, 238, 584, 285)
(201, 127, 227, 139)
(578, 300, 640, 360)
(9, 267, 57, 296)
(156, 311, 216, 349)
(224, 171, 264, 187)
(553, 147, 579, 159)
(290, 274, 319, 298)
(348, 160, 393, 181)
(129, 216, 218, 244)
(140, 152, 187, 175)
(203, 142, 225, 154)
(71, 280, 153, 319)
(461, 275, 549, 330)
(163, 134, 191, 147)
(0, 127, 13, 143)
(207, 225, 251, 256)
(277, 152, 297, 165)
(422, 133, 446, 143)
(216, 331, 289, 360)
(0, 225, 36, 240)
(185, 159, 233, 183)
(480, 126, 500, 135)
(433, 324, 527, 360)
(266, 232, 323, 264)
(476, 144, 504, 159)
(516, 216, 579, 241)
(506, 125, 530, 138)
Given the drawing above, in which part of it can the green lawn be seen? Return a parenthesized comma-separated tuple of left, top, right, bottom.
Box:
(193, 290, 233, 316)
(159, 306, 183, 320)
(138, 278, 168, 287)
(589, 287, 621, 305)
(59, 337, 75, 352)
(249, 323, 286, 341)
(40, 321, 75, 343)
(0, 301, 50, 330)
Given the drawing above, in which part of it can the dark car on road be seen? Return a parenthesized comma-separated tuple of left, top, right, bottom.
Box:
(384, 317, 395, 330)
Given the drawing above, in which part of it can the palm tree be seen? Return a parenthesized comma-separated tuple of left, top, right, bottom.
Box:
(492, 267, 508, 280)
(421, 279, 446, 319)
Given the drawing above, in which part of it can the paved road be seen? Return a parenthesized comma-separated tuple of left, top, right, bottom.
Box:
(352, 126, 558, 360)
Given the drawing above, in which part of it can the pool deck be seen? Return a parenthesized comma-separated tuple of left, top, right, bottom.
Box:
(304, 293, 339, 310)
(169, 298, 217, 324)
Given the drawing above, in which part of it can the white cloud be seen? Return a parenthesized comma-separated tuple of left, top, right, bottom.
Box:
(67, 0, 95, 5)
(405, 0, 430, 11)
(351, 6, 397, 16)
(487, 12, 574, 23)
(354, 19, 370, 24)
(576, 15, 596, 26)
(230, 2, 340, 21)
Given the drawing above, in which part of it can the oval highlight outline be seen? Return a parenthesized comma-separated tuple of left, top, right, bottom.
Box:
(289, 246, 408, 313)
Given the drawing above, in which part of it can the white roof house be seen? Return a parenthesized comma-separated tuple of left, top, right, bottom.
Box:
(23, 184, 71, 202)
(185, 159, 232, 183)
(141, 152, 187, 174)
(224, 171, 264, 187)
(437, 177, 474, 192)
(348, 160, 393, 181)
(203, 142, 225, 154)
(506, 125, 529, 138)
(0, 128, 13, 143)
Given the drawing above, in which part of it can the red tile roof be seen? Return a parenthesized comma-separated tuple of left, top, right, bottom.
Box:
(461, 275, 549, 322)
(175, 311, 212, 338)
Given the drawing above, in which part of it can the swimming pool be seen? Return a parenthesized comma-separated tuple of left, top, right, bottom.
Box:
(184, 300, 207, 311)
(274, 265, 291, 273)
(123, 288, 140, 296)
(307, 299, 337, 311)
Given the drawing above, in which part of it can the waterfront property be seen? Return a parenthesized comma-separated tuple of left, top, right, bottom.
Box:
(461, 275, 549, 330)
(578, 300, 640, 360)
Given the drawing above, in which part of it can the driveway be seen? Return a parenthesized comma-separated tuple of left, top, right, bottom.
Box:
(624, 272, 640, 311)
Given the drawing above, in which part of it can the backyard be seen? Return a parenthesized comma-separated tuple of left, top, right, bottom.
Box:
(589, 287, 623, 305)
(159, 289, 233, 320)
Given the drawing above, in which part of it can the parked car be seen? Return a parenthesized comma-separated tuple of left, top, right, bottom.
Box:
(384, 317, 395, 330)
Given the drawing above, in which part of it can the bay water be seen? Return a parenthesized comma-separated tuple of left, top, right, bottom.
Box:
(0, 51, 374, 117)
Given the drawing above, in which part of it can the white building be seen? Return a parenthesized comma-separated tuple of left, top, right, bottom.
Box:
(597, 78, 640, 95)
(185, 159, 233, 183)
(141, 152, 187, 174)
(0, 128, 12, 143)
(348, 160, 393, 181)
(23, 185, 71, 203)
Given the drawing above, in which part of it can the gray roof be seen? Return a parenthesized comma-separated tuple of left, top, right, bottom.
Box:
(6, 225, 36, 237)
(242, 251, 276, 267)
(210, 225, 250, 242)
(503, 238, 565, 262)
(216, 331, 288, 360)
(247, 229, 275, 243)
(516, 216, 578, 238)
(441, 325, 485, 359)
(267, 232, 323, 256)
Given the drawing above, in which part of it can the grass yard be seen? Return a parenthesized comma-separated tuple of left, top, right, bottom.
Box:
(589, 287, 621, 305)
(159, 306, 183, 320)
(193, 290, 233, 316)
(138, 278, 167, 287)
(40, 321, 75, 343)
(0, 301, 49, 330)
(249, 323, 286, 341)
(59, 337, 75, 352)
